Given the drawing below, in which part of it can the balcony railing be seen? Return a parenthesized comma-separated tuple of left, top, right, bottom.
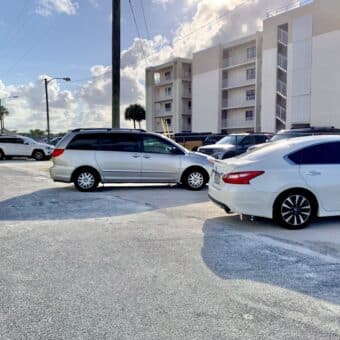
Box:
(223, 56, 256, 68)
(183, 108, 192, 115)
(278, 28, 288, 45)
(182, 90, 192, 97)
(277, 79, 287, 97)
(266, 0, 313, 18)
(222, 78, 255, 89)
(276, 104, 287, 121)
(278, 53, 288, 70)
(155, 77, 173, 85)
(222, 99, 255, 109)
(221, 118, 254, 129)
(154, 94, 172, 101)
(155, 110, 173, 116)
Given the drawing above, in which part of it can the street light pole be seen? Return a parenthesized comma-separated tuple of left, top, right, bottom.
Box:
(112, 0, 120, 128)
(44, 77, 71, 143)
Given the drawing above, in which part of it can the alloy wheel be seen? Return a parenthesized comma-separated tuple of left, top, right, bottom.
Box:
(280, 194, 312, 227)
(187, 171, 204, 189)
(77, 172, 95, 190)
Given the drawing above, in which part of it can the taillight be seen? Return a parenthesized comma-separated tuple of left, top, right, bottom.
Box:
(52, 148, 64, 158)
(222, 171, 264, 185)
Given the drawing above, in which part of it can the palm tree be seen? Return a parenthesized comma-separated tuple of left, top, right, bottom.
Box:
(125, 104, 146, 129)
(0, 105, 9, 134)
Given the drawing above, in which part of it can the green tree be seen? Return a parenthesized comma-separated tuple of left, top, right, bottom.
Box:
(125, 104, 146, 129)
(29, 129, 46, 139)
(0, 105, 9, 133)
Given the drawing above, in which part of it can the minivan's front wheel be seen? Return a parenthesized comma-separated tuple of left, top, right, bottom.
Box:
(182, 168, 207, 191)
(74, 169, 99, 192)
(32, 150, 45, 161)
(274, 190, 317, 229)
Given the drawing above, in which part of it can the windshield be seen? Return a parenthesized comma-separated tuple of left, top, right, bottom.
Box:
(270, 133, 306, 142)
(23, 136, 37, 144)
(216, 136, 237, 145)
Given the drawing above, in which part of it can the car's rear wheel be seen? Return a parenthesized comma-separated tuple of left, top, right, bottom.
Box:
(74, 169, 99, 192)
(274, 190, 316, 229)
(32, 150, 45, 161)
(183, 168, 207, 191)
(0, 150, 4, 160)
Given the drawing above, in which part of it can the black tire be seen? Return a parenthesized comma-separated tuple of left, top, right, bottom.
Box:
(274, 190, 317, 229)
(73, 168, 99, 192)
(182, 168, 207, 191)
(0, 150, 4, 160)
(32, 150, 45, 161)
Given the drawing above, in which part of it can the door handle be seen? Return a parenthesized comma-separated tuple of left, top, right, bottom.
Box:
(143, 155, 151, 159)
(132, 154, 140, 158)
(306, 171, 321, 176)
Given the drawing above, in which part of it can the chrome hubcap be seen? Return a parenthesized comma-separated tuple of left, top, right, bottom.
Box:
(188, 172, 204, 189)
(78, 172, 95, 189)
(35, 152, 43, 160)
(281, 195, 312, 226)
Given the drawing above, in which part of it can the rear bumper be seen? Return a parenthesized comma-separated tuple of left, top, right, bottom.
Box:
(208, 194, 231, 213)
(49, 165, 73, 183)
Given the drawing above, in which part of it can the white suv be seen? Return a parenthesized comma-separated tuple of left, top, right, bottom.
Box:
(0, 135, 54, 161)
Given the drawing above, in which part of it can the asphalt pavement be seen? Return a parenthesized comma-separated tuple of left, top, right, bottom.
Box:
(0, 160, 339, 339)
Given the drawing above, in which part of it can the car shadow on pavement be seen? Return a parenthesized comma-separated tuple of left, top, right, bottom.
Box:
(201, 216, 340, 305)
(0, 185, 209, 221)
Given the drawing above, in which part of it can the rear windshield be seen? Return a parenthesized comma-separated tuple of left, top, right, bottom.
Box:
(217, 136, 237, 145)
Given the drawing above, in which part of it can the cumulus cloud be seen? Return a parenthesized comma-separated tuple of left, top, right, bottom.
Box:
(36, 0, 79, 16)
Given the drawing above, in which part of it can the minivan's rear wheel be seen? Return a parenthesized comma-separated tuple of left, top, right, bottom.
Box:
(74, 169, 99, 192)
(183, 168, 207, 191)
(32, 150, 45, 161)
(274, 190, 316, 229)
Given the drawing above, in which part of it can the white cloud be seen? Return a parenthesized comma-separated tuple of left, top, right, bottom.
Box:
(36, 0, 79, 16)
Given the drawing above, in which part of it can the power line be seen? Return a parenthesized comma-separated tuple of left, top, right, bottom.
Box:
(140, 0, 151, 40)
(128, 0, 148, 66)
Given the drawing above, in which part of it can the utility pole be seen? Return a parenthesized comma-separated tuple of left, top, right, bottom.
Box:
(112, 0, 120, 128)
(44, 78, 51, 142)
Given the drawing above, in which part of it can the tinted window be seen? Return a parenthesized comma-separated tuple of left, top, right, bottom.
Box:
(239, 136, 255, 145)
(0, 138, 24, 144)
(217, 136, 237, 145)
(288, 142, 340, 164)
(255, 135, 268, 143)
(99, 133, 140, 152)
(67, 134, 101, 150)
(143, 136, 179, 154)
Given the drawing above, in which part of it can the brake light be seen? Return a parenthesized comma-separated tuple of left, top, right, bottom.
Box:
(52, 149, 64, 158)
(222, 171, 264, 185)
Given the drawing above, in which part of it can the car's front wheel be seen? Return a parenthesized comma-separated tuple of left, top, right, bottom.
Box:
(274, 190, 317, 229)
(32, 150, 45, 161)
(182, 168, 207, 191)
(73, 168, 99, 192)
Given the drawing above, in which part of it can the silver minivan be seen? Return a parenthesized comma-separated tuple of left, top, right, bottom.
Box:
(50, 129, 212, 191)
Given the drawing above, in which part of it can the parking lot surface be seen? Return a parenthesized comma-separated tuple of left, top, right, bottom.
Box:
(0, 160, 340, 339)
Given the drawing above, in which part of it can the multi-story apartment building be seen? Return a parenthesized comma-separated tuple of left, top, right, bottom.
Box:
(145, 58, 192, 134)
(261, 0, 340, 132)
(192, 33, 262, 133)
(146, 0, 340, 134)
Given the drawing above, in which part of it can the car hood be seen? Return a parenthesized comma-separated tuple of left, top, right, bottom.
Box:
(199, 144, 235, 152)
(35, 142, 55, 148)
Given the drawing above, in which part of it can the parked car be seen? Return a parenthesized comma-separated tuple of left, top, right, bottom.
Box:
(247, 126, 340, 152)
(209, 135, 340, 229)
(0, 135, 54, 161)
(50, 128, 212, 192)
(202, 134, 227, 146)
(50, 136, 63, 146)
(174, 132, 212, 151)
(198, 134, 270, 159)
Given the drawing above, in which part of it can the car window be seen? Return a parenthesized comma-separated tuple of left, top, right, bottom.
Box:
(99, 133, 140, 152)
(238, 136, 255, 145)
(13, 138, 24, 144)
(217, 136, 236, 145)
(143, 135, 178, 154)
(67, 134, 101, 150)
(288, 142, 340, 165)
(255, 135, 268, 143)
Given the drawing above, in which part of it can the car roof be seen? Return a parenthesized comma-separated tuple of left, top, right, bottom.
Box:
(277, 127, 340, 134)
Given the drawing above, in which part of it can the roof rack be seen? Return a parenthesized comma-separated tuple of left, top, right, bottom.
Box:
(71, 128, 146, 133)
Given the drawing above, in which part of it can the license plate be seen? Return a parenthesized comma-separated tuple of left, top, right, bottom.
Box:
(214, 170, 221, 185)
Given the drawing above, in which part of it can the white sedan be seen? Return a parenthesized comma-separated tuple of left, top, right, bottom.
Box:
(208, 135, 340, 229)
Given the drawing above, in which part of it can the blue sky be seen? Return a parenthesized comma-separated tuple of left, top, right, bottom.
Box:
(0, 0, 284, 132)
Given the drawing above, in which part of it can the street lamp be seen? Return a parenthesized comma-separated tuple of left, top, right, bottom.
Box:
(44, 77, 71, 143)
(0, 95, 19, 133)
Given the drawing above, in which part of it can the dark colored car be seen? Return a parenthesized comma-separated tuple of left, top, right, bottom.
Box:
(197, 133, 270, 159)
(248, 126, 340, 152)
(202, 134, 227, 146)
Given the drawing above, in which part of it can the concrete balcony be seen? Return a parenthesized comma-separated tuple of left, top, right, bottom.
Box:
(154, 110, 173, 117)
(222, 56, 256, 70)
(266, 0, 313, 18)
(221, 117, 254, 129)
(182, 90, 192, 98)
(278, 53, 288, 71)
(154, 95, 173, 102)
(154, 77, 173, 86)
(277, 79, 287, 97)
(222, 78, 256, 90)
(276, 104, 287, 122)
(222, 99, 255, 109)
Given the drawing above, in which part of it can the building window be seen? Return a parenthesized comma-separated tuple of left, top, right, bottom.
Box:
(247, 46, 256, 59)
(245, 110, 254, 121)
(246, 68, 256, 80)
(188, 117, 191, 125)
(164, 71, 171, 80)
(188, 101, 191, 109)
(165, 102, 172, 112)
(165, 87, 172, 97)
(246, 89, 255, 100)
(165, 118, 172, 126)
